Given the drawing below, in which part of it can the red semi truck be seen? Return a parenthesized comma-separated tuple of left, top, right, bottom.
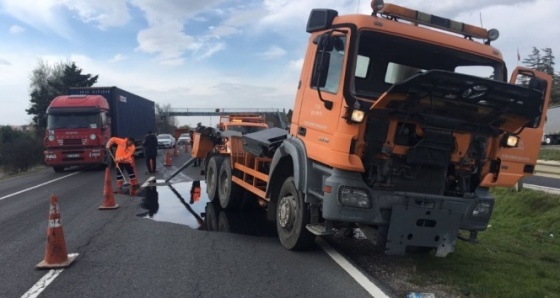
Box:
(44, 87, 156, 172)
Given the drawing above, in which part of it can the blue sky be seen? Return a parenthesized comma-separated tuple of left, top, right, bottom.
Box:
(0, 0, 559, 126)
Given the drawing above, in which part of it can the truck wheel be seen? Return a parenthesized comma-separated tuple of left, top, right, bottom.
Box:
(204, 203, 219, 231)
(53, 166, 64, 173)
(206, 156, 224, 203)
(276, 177, 315, 250)
(218, 159, 241, 209)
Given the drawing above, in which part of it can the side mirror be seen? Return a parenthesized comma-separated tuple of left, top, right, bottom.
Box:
(312, 51, 331, 88)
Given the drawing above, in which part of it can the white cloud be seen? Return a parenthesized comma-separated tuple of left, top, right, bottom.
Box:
(258, 45, 287, 60)
(289, 59, 304, 71)
(130, 0, 224, 25)
(9, 25, 25, 34)
(206, 26, 241, 39)
(0, 58, 11, 65)
(60, 0, 130, 28)
(109, 54, 127, 62)
(197, 43, 226, 60)
(1, 0, 131, 38)
(135, 21, 200, 64)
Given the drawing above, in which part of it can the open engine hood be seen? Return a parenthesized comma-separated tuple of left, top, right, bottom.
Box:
(370, 70, 545, 133)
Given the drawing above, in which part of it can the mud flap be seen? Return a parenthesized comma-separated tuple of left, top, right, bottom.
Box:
(386, 205, 461, 257)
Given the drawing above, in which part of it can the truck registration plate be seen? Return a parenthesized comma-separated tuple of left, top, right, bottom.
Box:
(66, 154, 80, 158)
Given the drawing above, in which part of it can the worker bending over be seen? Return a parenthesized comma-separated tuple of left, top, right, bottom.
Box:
(106, 137, 138, 188)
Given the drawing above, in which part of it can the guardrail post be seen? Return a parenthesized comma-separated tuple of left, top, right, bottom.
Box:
(514, 179, 523, 192)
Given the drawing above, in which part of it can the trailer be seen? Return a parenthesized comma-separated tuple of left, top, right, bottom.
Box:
(542, 105, 560, 144)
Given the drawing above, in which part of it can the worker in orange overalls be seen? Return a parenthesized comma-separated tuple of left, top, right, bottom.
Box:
(106, 137, 138, 188)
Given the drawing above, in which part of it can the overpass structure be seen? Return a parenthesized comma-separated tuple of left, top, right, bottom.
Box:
(165, 108, 290, 129)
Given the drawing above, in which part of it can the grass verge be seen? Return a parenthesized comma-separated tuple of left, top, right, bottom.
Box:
(408, 188, 560, 297)
(538, 148, 560, 161)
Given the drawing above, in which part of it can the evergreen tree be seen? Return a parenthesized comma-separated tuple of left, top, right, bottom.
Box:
(521, 47, 560, 105)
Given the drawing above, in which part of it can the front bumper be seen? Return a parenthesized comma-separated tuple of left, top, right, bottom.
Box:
(44, 148, 105, 166)
(322, 169, 494, 256)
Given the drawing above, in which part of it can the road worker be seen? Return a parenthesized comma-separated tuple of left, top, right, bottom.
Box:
(106, 137, 138, 188)
(143, 130, 158, 174)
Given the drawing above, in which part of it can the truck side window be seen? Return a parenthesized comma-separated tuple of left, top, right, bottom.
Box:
(311, 35, 346, 94)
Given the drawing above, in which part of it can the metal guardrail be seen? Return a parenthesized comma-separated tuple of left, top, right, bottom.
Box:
(535, 160, 560, 179)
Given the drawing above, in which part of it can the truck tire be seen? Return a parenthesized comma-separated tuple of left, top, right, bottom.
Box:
(206, 156, 224, 203)
(204, 203, 219, 231)
(53, 166, 64, 173)
(276, 177, 315, 250)
(218, 159, 241, 209)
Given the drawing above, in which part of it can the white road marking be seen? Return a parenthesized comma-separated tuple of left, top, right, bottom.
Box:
(317, 238, 390, 298)
(0, 172, 80, 202)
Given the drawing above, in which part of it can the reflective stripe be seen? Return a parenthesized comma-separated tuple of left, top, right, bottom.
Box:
(49, 204, 59, 215)
(48, 218, 61, 228)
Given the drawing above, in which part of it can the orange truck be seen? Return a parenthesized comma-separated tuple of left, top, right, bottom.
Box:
(192, 1, 552, 256)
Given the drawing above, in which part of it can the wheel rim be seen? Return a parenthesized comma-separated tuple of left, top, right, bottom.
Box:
(278, 195, 296, 231)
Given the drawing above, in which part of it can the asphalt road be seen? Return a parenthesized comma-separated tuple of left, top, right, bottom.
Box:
(0, 147, 377, 298)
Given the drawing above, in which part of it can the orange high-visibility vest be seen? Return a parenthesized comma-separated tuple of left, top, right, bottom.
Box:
(109, 137, 135, 163)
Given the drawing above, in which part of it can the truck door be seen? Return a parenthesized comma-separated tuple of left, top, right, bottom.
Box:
(295, 29, 350, 162)
(490, 67, 552, 186)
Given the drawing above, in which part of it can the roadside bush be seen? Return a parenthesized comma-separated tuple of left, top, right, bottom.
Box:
(0, 127, 43, 174)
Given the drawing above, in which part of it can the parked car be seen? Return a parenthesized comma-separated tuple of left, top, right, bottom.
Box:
(177, 133, 191, 145)
(157, 134, 176, 148)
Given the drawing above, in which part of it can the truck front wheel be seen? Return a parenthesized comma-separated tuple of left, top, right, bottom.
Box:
(207, 156, 224, 203)
(276, 177, 315, 250)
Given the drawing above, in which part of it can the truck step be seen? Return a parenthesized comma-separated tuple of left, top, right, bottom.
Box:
(306, 224, 334, 236)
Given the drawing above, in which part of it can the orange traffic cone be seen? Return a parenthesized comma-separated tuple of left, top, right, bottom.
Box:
(99, 167, 119, 210)
(36, 195, 78, 269)
(164, 149, 172, 166)
(174, 145, 178, 157)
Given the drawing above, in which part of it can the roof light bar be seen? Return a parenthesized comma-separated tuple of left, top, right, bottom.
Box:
(375, 3, 499, 41)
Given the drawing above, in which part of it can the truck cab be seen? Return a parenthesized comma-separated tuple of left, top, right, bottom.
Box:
(44, 95, 111, 172)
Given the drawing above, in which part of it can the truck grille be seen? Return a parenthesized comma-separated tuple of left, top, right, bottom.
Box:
(63, 139, 83, 146)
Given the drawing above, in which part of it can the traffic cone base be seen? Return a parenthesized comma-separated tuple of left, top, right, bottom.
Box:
(99, 203, 120, 210)
(36, 253, 79, 269)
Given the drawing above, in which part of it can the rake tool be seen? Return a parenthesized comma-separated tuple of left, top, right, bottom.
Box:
(107, 149, 130, 187)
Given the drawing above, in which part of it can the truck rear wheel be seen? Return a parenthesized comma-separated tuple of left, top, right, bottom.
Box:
(53, 166, 64, 173)
(204, 203, 219, 231)
(206, 156, 224, 203)
(276, 177, 315, 250)
(218, 159, 241, 209)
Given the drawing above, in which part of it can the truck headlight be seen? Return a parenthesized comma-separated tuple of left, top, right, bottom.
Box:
(90, 134, 96, 140)
(338, 186, 371, 208)
(500, 133, 519, 148)
(472, 201, 492, 217)
(350, 110, 365, 123)
(48, 135, 55, 141)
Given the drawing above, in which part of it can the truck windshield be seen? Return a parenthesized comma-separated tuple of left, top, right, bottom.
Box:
(352, 30, 505, 100)
(47, 113, 100, 129)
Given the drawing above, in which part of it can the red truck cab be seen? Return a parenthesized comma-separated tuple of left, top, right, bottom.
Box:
(44, 95, 111, 172)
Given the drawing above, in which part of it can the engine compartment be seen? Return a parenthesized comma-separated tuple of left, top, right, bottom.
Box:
(362, 118, 490, 197)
